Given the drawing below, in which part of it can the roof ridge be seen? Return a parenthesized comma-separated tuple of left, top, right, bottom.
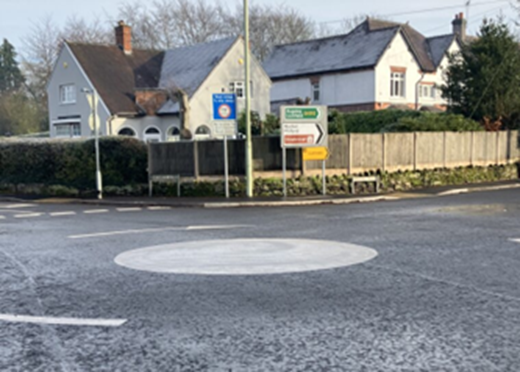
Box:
(66, 41, 161, 54)
(426, 33, 455, 41)
(166, 36, 238, 53)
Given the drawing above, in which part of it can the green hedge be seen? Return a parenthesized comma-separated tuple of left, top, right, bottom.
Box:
(0, 137, 147, 190)
(329, 110, 483, 134)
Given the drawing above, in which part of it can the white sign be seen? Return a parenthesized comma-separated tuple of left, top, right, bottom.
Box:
(281, 122, 327, 148)
(214, 121, 237, 138)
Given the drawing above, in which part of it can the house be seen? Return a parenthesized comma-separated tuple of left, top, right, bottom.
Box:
(47, 21, 272, 141)
(264, 14, 467, 113)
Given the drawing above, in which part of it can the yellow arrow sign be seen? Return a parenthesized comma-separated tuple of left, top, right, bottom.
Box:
(303, 147, 329, 161)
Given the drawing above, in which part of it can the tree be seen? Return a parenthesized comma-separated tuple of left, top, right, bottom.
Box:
(441, 18, 520, 129)
(0, 39, 25, 94)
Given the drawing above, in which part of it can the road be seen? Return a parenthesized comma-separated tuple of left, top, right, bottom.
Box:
(1, 189, 520, 371)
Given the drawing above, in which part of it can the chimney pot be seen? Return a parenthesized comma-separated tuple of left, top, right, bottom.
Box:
(452, 13, 467, 42)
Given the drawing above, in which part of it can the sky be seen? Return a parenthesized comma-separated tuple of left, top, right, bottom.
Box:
(0, 0, 516, 56)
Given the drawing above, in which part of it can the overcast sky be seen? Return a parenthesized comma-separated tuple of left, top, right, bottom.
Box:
(1, 0, 516, 55)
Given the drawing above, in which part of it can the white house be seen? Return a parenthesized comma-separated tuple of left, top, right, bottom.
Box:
(47, 21, 272, 142)
(264, 15, 466, 113)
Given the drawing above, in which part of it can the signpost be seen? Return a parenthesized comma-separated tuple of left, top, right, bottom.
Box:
(280, 105, 328, 197)
(213, 94, 238, 199)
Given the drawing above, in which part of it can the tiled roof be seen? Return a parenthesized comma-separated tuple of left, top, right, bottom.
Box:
(68, 43, 164, 114)
(67, 37, 237, 115)
(264, 18, 456, 80)
(427, 34, 457, 67)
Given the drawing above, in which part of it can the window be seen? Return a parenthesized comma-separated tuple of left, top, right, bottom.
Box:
(166, 126, 180, 142)
(195, 125, 211, 140)
(55, 122, 81, 137)
(59, 84, 76, 104)
(419, 84, 436, 99)
(390, 72, 405, 97)
(143, 127, 161, 143)
(312, 82, 320, 102)
(118, 127, 136, 137)
(229, 81, 245, 99)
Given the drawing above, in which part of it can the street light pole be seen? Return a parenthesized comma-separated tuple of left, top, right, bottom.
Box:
(83, 88, 103, 200)
(244, 0, 253, 198)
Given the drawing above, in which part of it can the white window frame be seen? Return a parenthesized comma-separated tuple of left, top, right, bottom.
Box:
(311, 82, 320, 102)
(53, 120, 81, 138)
(390, 72, 406, 98)
(59, 84, 76, 104)
(117, 127, 137, 138)
(229, 81, 253, 99)
(143, 126, 162, 143)
(418, 84, 436, 100)
(166, 126, 181, 142)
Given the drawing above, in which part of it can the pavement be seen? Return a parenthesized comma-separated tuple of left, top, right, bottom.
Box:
(1, 187, 520, 371)
(2, 179, 520, 209)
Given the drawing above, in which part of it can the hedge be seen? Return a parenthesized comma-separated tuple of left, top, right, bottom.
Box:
(328, 109, 483, 134)
(0, 137, 147, 190)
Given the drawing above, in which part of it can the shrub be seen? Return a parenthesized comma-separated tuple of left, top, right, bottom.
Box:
(0, 136, 147, 190)
(384, 113, 483, 132)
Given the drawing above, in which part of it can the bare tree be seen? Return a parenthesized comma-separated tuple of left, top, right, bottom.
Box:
(316, 14, 383, 38)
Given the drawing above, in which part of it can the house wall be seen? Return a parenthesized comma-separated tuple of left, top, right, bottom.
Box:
(47, 44, 110, 137)
(270, 70, 375, 109)
(111, 115, 181, 142)
(189, 39, 272, 137)
(375, 33, 458, 108)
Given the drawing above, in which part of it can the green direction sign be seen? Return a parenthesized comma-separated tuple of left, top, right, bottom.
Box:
(284, 107, 320, 120)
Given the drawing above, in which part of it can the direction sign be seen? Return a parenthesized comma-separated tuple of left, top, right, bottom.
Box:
(280, 105, 328, 148)
(213, 94, 237, 120)
(214, 121, 237, 138)
(303, 147, 329, 161)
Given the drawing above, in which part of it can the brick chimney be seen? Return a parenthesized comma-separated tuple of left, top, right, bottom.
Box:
(115, 20, 132, 55)
(452, 12, 467, 42)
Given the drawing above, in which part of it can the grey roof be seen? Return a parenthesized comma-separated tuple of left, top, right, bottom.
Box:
(427, 34, 456, 67)
(264, 18, 457, 80)
(157, 99, 180, 115)
(159, 37, 237, 97)
(264, 21, 398, 79)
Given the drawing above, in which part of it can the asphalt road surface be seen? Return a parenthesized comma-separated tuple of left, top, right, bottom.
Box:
(1, 189, 520, 371)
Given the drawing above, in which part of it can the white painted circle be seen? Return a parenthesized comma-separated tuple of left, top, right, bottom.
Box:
(114, 239, 378, 275)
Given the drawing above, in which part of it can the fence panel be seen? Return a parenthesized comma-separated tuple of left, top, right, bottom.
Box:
(385, 133, 414, 171)
(149, 142, 194, 176)
(445, 132, 472, 167)
(351, 134, 383, 172)
(416, 132, 444, 169)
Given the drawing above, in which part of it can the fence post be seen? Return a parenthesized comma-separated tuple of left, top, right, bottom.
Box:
(382, 133, 386, 172)
(348, 133, 353, 175)
(496, 131, 500, 165)
(413, 132, 418, 170)
(470, 131, 474, 166)
(193, 140, 199, 179)
(148, 143, 153, 197)
(443, 131, 447, 168)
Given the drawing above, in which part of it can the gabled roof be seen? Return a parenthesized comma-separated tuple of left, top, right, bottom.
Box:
(264, 18, 457, 80)
(67, 37, 238, 116)
(67, 43, 164, 114)
(159, 37, 237, 97)
(427, 34, 457, 67)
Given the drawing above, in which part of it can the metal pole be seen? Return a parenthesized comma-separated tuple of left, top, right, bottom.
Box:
(322, 160, 326, 196)
(93, 91, 103, 200)
(244, 0, 253, 198)
(224, 136, 229, 198)
(282, 147, 287, 197)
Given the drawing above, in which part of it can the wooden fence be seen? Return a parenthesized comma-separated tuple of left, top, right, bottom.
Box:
(148, 131, 520, 178)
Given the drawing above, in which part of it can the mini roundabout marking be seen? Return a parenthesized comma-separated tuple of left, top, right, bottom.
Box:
(114, 238, 378, 275)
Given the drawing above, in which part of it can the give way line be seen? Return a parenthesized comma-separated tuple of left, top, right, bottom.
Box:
(0, 313, 127, 327)
(69, 225, 250, 239)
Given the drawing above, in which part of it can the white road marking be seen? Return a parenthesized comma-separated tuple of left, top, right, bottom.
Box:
(1, 203, 36, 209)
(147, 206, 171, 211)
(14, 213, 43, 219)
(69, 225, 249, 239)
(437, 188, 469, 196)
(510, 239, 520, 244)
(50, 211, 76, 217)
(0, 215, 5, 219)
(84, 209, 109, 214)
(117, 207, 142, 212)
(0, 313, 127, 327)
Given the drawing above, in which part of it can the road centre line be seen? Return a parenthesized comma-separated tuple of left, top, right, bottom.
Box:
(69, 225, 249, 239)
(1, 204, 36, 209)
(510, 239, 520, 244)
(14, 213, 43, 219)
(50, 211, 76, 217)
(117, 207, 142, 212)
(84, 209, 109, 214)
(0, 215, 5, 219)
(147, 206, 171, 211)
(0, 313, 127, 327)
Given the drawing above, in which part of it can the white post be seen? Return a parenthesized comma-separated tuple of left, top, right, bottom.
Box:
(322, 160, 326, 196)
(244, 0, 253, 198)
(282, 147, 287, 197)
(93, 91, 103, 200)
(224, 136, 229, 198)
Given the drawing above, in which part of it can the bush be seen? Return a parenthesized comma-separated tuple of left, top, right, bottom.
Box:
(384, 113, 483, 132)
(0, 136, 147, 190)
(328, 110, 483, 134)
